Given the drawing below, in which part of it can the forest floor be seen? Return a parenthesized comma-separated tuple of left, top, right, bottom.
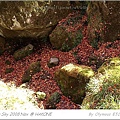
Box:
(0, 14, 120, 109)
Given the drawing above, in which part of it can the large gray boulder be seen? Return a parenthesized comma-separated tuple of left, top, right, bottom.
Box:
(22, 61, 41, 83)
(13, 44, 34, 61)
(0, 1, 79, 38)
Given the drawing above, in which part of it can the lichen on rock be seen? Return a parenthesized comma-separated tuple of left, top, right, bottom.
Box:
(13, 44, 34, 61)
(22, 61, 41, 83)
(55, 63, 94, 104)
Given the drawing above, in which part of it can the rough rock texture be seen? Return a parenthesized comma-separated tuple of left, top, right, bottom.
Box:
(22, 61, 41, 83)
(49, 11, 83, 51)
(47, 57, 59, 68)
(5, 68, 14, 74)
(55, 63, 94, 104)
(81, 57, 120, 109)
(87, 1, 120, 46)
(13, 44, 34, 60)
(46, 92, 61, 109)
(0, 1, 79, 38)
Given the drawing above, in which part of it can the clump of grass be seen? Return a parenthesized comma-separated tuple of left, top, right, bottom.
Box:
(81, 57, 120, 109)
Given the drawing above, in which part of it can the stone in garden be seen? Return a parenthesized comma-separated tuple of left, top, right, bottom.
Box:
(5, 60, 11, 65)
(22, 61, 41, 83)
(48, 57, 59, 68)
(36, 91, 46, 100)
(46, 92, 61, 109)
(13, 44, 34, 60)
(55, 63, 94, 104)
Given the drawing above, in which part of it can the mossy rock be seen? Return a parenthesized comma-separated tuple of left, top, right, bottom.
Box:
(46, 92, 61, 109)
(49, 11, 83, 52)
(36, 91, 46, 100)
(5, 60, 11, 65)
(55, 63, 94, 104)
(13, 44, 34, 61)
(22, 61, 41, 83)
(5, 68, 14, 74)
(81, 57, 120, 109)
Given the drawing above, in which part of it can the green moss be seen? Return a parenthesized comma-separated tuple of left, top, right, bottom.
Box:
(5, 60, 11, 65)
(74, 31, 83, 47)
(13, 44, 34, 61)
(46, 92, 61, 109)
(36, 91, 46, 100)
(5, 68, 14, 74)
(55, 63, 94, 104)
(22, 61, 41, 83)
(81, 57, 120, 109)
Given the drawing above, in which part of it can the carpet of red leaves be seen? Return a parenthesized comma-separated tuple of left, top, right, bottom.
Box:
(0, 13, 120, 109)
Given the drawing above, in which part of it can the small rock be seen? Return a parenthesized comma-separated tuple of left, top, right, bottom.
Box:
(5, 68, 14, 74)
(13, 44, 34, 61)
(48, 57, 59, 68)
(22, 61, 41, 83)
(55, 63, 94, 104)
(46, 92, 61, 109)
(36, 91, 46, 100)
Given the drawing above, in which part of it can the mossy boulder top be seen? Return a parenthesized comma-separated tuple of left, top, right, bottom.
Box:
(81, 57, 120, 109)
(22, 61, 41, 83)
(60, 63, 94, 79)
(55, 63, 94, 104)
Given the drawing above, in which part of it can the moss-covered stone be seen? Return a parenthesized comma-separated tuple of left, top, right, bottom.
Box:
(5, 60, 11, 65)
(98, 57, 120, 79)
(46, 92, 61, 109)
(87, 2, 120, 43)
(36, 91, 46, 100)
(13, 44, 34, 61)
(5, 68, 14, 74)
(81, 57, 120, 109)
(22, 61, 41, 83)
(55, 63, 94, 104)
(49, 11, 83, 52)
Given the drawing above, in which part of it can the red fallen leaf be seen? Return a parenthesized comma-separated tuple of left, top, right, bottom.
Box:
(0, 13, 120, 109)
